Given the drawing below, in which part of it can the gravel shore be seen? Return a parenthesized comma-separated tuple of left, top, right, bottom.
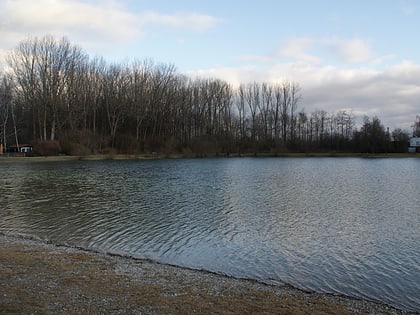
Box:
(0, 234, 416, 315)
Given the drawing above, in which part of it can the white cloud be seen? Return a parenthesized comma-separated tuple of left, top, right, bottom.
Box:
(0, 0, 137, 42)
(230, 38, 385, 122)
(275, 38, 321, 64)
(237, 37, 374, 67)
(190, 60, 420, 130)
(0, 0, 221, 56)
(327, 38, 374, 64)
(384, 60, 420, 80)
(370, 54, 397, 66)
(138, 11, 222, 32)
(189, 65, 262, 88)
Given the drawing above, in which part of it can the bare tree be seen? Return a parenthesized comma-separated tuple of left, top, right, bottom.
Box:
(259, 82, 273, 142)
(412, 115, 420, 137)
(278, 81, 301, 145)
(243, 82, 260, 143)
(129, 60, 152, 143)
(102, 64, 130, 148)
(236, 84, 247, 141)
(5, 34, 315, 155)
(296, 110, 308, 144)
(272, 84, 283, 143)
(8, 35, 86, 141)
(0, 74, 12, 151)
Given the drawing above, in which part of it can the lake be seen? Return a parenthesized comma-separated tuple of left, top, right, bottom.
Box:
(0, 157, 419, 312)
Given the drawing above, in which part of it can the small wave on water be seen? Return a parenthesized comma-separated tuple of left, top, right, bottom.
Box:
(0, 231, 415, 315)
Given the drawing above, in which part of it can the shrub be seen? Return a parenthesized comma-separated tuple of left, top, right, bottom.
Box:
(32, 140, 61, 156)
(60, 138, 91, 156)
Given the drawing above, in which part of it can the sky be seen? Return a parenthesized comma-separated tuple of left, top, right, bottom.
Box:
(0, 0, 419, 131)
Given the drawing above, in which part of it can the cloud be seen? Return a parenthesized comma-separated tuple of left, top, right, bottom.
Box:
(230, 37, 386, 122)
(189, 65, 263, 88)
(0, 0, 221, 56)
(275, 38, 321, 64)
(0, 0, 137, 42)
(232, 38, 321, 67)
(137, 11, 222, 32)
(280, 61, 420, 129)
(370, 54, 397, 66)
(327, 38, 374, 64)
(237, 37, 374, 67)
(190, 60, 420, 130)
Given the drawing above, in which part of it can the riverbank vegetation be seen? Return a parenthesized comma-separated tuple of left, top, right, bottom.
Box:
(1, 35, 419, 157)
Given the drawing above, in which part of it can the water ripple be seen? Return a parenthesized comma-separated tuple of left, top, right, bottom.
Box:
(0, 158, 419, 312)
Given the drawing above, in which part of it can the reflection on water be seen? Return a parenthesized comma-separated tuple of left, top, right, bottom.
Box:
(0, 157, 419, 312)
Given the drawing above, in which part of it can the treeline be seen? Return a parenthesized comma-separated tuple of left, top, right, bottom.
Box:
(0, 35, 416, 156)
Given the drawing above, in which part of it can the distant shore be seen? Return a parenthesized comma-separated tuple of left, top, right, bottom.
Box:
(0, 152, 419, 162)
(0, 234, 416, 315)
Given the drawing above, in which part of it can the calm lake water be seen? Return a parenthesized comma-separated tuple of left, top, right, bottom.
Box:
(0, 157, 419, 311)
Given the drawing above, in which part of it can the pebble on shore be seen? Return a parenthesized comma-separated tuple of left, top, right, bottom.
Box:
(0, 234, 416, 315)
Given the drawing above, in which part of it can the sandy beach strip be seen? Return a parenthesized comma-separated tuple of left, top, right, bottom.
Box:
(0, 234, 416, 315)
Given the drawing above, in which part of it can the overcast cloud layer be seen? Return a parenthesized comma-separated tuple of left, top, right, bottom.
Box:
(0, 0, 419, 131)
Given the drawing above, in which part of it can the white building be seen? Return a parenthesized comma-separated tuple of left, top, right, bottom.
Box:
(7, 144, 33, 153)
(408, 137, 420, 153)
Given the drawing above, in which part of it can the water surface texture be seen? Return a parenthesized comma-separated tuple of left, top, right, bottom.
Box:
(1, 158, 419, 311)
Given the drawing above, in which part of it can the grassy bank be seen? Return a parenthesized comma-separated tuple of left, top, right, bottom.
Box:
(0, 152, 419, 162)
(0, 154, 160, 162)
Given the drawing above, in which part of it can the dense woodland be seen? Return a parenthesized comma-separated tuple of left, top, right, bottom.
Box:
(0, 36, 419, 156)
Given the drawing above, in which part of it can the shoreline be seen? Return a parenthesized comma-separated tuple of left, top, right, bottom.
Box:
(0, 152, 419, 163)
(1, 234, 416, 314)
